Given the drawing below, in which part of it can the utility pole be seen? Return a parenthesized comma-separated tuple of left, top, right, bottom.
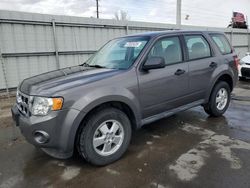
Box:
(176, 0, 181, 29)
(96, 0, 99, 18)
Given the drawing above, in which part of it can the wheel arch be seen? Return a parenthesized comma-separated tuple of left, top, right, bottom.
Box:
(71, 99, 140, 154)
(205, 72, 234, 103)
(215, 74, 233, 91)
(78, 100, 139, 130)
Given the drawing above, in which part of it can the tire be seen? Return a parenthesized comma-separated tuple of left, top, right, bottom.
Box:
(76, 107, 132, 166)
(239, 76, 246, 81)
(203, 81, 231, 117)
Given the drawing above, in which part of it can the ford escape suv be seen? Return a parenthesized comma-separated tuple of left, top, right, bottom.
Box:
(12, 30, 238, 165)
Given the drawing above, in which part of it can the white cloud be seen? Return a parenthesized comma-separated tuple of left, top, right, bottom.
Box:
(181, 0, 250, 27)
(80, 6, 96, 17)
(149, 8, 157, 16)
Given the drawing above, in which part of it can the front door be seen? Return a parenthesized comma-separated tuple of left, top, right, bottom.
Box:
(138, 36, 189, 118)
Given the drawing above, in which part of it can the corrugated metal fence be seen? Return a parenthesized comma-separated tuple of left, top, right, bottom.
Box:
(0, 10, 250, 93)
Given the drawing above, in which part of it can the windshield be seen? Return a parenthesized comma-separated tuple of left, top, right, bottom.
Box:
(85, 36, 150, 69)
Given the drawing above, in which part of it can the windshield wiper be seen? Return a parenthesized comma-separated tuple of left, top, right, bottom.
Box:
(80, 62, 89, 67)
(88, 64, 106, 68)
(80, 62, 107, 69)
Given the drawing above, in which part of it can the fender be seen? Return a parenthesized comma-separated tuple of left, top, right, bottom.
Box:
(205, 65, 234, 103)
(64, 86, 141, 152)
(72, 86, 140, 118)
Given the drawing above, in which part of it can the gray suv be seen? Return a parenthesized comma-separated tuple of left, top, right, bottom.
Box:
(11, 30, 238, 165)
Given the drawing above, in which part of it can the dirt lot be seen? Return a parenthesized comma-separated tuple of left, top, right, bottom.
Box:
(0, 81, 250, 188)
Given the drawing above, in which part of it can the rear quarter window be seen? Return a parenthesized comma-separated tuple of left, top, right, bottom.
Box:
(210, 34, 232, 54)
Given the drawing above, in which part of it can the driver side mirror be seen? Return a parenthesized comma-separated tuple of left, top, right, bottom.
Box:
(142, 57, 166, 70)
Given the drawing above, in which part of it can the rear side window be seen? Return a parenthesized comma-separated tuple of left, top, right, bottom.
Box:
(184, 35, 211, 60)
(148, 36, 182, 65)
(210, 34, 232, 54)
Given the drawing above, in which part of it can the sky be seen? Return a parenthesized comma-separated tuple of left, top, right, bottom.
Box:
(0, 0, 250, 28)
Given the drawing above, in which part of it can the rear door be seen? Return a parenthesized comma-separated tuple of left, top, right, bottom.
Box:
(184, 34, 217, 101)
(209, 33, 238, 81)
(138, 35, 189, 118)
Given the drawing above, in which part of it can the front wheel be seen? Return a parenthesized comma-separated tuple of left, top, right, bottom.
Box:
(203, 81, 231, 117)
(76, 107, 132, 166)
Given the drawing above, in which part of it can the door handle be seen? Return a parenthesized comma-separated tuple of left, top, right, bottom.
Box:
(175, 69, 185, 76)
(209, 62, 217, 68)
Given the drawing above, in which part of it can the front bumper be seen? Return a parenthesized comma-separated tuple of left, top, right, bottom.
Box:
(11, 104, 81, 159)
(238, 64, 250, 78)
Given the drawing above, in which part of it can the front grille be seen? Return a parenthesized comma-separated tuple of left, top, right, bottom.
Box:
(16, 91, 32, 116)
(241, 67, 250, 78)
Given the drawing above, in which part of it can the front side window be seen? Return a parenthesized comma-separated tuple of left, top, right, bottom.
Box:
(148, 36, 182, 65)
(210, 34, 232, 54)
(86, 36, 149, 70)
(185, 35, 211, 60)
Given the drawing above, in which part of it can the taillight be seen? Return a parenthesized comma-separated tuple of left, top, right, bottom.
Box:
(233, 56, 240, 71)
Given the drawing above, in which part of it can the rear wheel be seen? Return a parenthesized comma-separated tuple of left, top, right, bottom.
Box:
(76, 107, 132, 166)
(203, 81, 231, 117)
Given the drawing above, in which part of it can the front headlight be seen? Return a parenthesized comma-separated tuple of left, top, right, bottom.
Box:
(16, 90, 22, 104)
(240, 60, 246, 65)
(31, 97, 63, 116)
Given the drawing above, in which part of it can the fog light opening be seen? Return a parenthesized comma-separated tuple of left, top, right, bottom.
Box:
(34, 131, 49, 144)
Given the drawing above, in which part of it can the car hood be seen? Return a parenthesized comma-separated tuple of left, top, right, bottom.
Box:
(241, 55, 250, 64)
(19, 66, 122, 96)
